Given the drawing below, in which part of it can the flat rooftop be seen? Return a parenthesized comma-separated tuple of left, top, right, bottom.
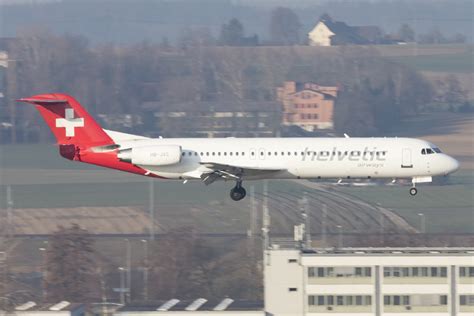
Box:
(271, 245, 474, 255)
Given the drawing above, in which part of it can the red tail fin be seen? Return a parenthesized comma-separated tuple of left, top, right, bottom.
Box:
(18, 93, 113, 147)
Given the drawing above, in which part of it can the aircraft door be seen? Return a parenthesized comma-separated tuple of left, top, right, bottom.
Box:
(401, 148, 413, 168)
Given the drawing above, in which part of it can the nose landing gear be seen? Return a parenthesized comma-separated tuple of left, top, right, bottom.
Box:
(409, 187, 418, 196)
(230, 180, 246, 201)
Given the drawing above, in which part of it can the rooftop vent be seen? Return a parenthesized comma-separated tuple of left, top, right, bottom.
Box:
(16, 302, 37, 311)
(185, 298, 207, 311)
(49, 301, 70, 311)
(214, 298, 234, 311)
(157, 299, 180, 311)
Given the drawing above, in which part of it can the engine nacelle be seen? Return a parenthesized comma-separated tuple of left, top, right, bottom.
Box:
(117, 145, 182, 166)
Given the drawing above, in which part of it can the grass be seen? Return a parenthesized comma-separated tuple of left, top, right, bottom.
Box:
(339, 178, 474, 233)
(389, 51, 474, 73)
(0, 144, 92, 170)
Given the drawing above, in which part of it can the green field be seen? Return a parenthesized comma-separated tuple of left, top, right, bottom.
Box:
(389, 51, 474, 73)
(339, 179, 474, 233)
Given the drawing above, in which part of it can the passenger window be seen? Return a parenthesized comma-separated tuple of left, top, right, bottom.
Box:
(236, 152, 239, 156)
(230, 152, 233, 156)
(188, 152, 192, 156)
(242, 152, 245, 156)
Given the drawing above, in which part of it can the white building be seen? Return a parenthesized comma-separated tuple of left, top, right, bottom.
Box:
(307, 21, 335, 47)
(265, 247, 474, 316)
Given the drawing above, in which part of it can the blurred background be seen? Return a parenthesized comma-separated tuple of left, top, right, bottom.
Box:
(0, 0, 472, 307)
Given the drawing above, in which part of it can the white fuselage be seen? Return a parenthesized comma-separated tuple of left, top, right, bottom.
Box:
(114, 137, 459, 181)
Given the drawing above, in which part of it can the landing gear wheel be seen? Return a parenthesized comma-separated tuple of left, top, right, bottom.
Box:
(409, 187, 418, 196)
(230, 186, 246, 201)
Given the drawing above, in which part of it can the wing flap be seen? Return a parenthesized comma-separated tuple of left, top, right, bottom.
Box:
(199, 161, 286, 185)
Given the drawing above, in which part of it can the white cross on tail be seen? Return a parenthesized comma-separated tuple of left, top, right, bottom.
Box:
(55, 108, 84, 137)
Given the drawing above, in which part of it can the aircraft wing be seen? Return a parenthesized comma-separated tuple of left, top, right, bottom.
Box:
(199, 162, 285, 185)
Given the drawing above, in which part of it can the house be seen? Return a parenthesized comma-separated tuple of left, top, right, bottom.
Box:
(308, 14, 385, 46)
(277, 81, 338, 131)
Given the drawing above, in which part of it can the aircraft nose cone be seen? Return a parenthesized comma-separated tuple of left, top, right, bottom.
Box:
(446, 156, 460, 174)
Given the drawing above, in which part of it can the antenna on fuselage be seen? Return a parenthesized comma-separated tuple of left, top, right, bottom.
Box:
(344, 133, 350, 138)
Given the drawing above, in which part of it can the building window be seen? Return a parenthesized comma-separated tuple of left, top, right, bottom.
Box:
(460, 295, 474, 306)
(318, 267, 324, 277)
(460, 266, 474, 277)
(384, 295, 447, 307)
(440, 267, 447, 277)
(289, 288, 297, 292)
(384, 266, 448, 278)
(309, 266, 372, 278)
(412, 267, 419, 277)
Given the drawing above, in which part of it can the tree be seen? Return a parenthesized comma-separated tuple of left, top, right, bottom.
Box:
(418, 27, 445, 44)
(444, 75, 466, 109)
(148, 227, 212, 298)
(398, 24, 415, 42)
(269, 7, 302, 45)
(219, 18, 244, 46)
(44, 224, 98, 302)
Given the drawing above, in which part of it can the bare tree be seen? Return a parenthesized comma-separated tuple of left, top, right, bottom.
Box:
(45, 224, 99, 302)
(269, 7, 302, 45)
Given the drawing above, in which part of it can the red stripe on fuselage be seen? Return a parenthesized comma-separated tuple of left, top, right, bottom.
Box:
(72, 148, 167, 179)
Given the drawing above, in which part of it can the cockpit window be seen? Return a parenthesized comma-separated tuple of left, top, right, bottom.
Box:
(421, 147, 439, 155)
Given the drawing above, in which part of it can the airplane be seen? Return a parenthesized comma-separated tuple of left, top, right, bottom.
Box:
(18, 93, 460, 201)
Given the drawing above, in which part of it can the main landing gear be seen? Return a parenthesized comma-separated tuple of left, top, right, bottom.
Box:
(230, 180, 246, 201)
